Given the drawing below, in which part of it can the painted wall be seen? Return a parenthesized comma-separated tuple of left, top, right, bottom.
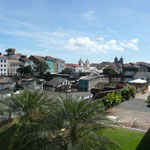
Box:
(78, 80, 88, 91)
(58, 61, 65, 73)
(46, 60, 54, 73)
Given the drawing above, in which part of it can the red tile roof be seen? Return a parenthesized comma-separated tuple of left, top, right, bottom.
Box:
(30, 55, 45, 61)
(56, 58, 65, 62)
(71, 64, 83, 68)
(21, 58, 32, 61)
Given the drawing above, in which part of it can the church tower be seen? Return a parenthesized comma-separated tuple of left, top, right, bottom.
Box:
(78, 58, 84, 66)
(85, 59, 90, 68)
(114, 57, 118, 63)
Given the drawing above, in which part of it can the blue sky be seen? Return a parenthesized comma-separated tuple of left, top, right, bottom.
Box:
(0, 0, 150, 63)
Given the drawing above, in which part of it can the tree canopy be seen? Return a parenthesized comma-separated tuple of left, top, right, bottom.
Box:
(103, 68, 116, 76)
(0, 90, 119, 150)
(36, 60, 48, 76)
(17, 65, 33, 77)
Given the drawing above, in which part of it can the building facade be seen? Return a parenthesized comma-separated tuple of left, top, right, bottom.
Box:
(20, 57, 33, 67)
(8, 60, 23, 76)
(0, 56, 8, 76)
(57, 59, 65, 73)
(123, 66, 138, 83)
(45, 56, 54, 73)
(78, 58, 90, 68)
(78, 76, 109, 92)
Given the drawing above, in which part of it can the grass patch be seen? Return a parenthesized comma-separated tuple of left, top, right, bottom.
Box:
(100, 127, 150, 150)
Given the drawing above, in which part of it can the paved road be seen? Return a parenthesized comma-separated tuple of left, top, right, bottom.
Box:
(115, 92, 150, 113)
(115, 98, 150, 113)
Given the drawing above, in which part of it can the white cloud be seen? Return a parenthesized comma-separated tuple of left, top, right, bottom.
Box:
(97, 37, 104, 41)
(81, 11, 95, 19)
(65, 37, 139, 52)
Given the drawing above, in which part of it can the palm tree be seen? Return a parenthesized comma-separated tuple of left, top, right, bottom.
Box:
(0, 92, 119, 150)
(34, 97, 120, 150)
(0, 90, 51, 150)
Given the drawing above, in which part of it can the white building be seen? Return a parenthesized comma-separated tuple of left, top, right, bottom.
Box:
(0, 56, 8, 76)
(57, 59, 65, 73)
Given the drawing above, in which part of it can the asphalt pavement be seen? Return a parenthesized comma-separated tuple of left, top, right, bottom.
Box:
(115, 93, 150, 113)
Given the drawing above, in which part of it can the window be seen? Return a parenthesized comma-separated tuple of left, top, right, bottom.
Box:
(4, 69, 6, 71)
(4, 60, 6, 63)
(1, 60, 2, 63)
(1, 69, 2, 71)
(1, 65, 2, 67)
(4, 65, 6, 67)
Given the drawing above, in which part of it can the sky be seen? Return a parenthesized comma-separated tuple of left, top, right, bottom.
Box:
(0, 0, 150, 63)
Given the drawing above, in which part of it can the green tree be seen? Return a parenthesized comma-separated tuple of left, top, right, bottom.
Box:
(0, 90, 51, 150)
(61, 68, 73, 74)
(17, 65, 33, 77)
(103, 68, 116, 83)
(36, 60, 48, 76)
(0, 91, 119, 150)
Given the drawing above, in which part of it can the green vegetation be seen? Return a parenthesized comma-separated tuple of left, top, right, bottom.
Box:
(17, 65, 33, 77)
(103, 68, 116, 76)
(0, 90, 119, 150)
(102, 86, 136, 109)
(147, 94, 150, 104)
(101, 127, 149, 150)
(121, 86, 136, 101)
(35, 60, 49, 76)
(103, 68, 116, 83)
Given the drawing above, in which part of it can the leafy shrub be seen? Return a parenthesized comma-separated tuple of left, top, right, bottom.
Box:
(147, 95, 150, 104)
(102, 87, 136, 109)
(104, 91, 122, 109)
(121, 88, 130, 100)
(128, 86, 136, 98)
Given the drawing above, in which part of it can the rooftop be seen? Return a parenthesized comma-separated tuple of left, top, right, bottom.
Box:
(79, 75, 102, 81)
(20, 57, 32, 61)
(8, 59, 23, 64)
(30, 55, 45, 61)
(45, 77, 67, 87)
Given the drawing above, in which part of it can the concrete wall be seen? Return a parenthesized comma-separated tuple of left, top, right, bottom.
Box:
(0, 82, 16, 91)
(88, 77, 108, 91)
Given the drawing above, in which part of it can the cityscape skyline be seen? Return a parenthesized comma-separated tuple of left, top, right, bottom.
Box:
(0, 0, 150, 63)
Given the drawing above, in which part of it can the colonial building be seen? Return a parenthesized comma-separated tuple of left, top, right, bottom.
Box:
(78, 76, 109, 92)
(29, 55, 45, 63)
(57, 58, 65, 73)
(123, 65, 138, 83)
(78, 58, 90, 68)
(84, 59, 90, 68)
(45, 56, 54, 73)
(44, 77, 71, 92)
(8, 59, 23, 76)
(0, 55, 8, 76)
(114, 57, 123, 64)
(19, 56, 33, 67)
